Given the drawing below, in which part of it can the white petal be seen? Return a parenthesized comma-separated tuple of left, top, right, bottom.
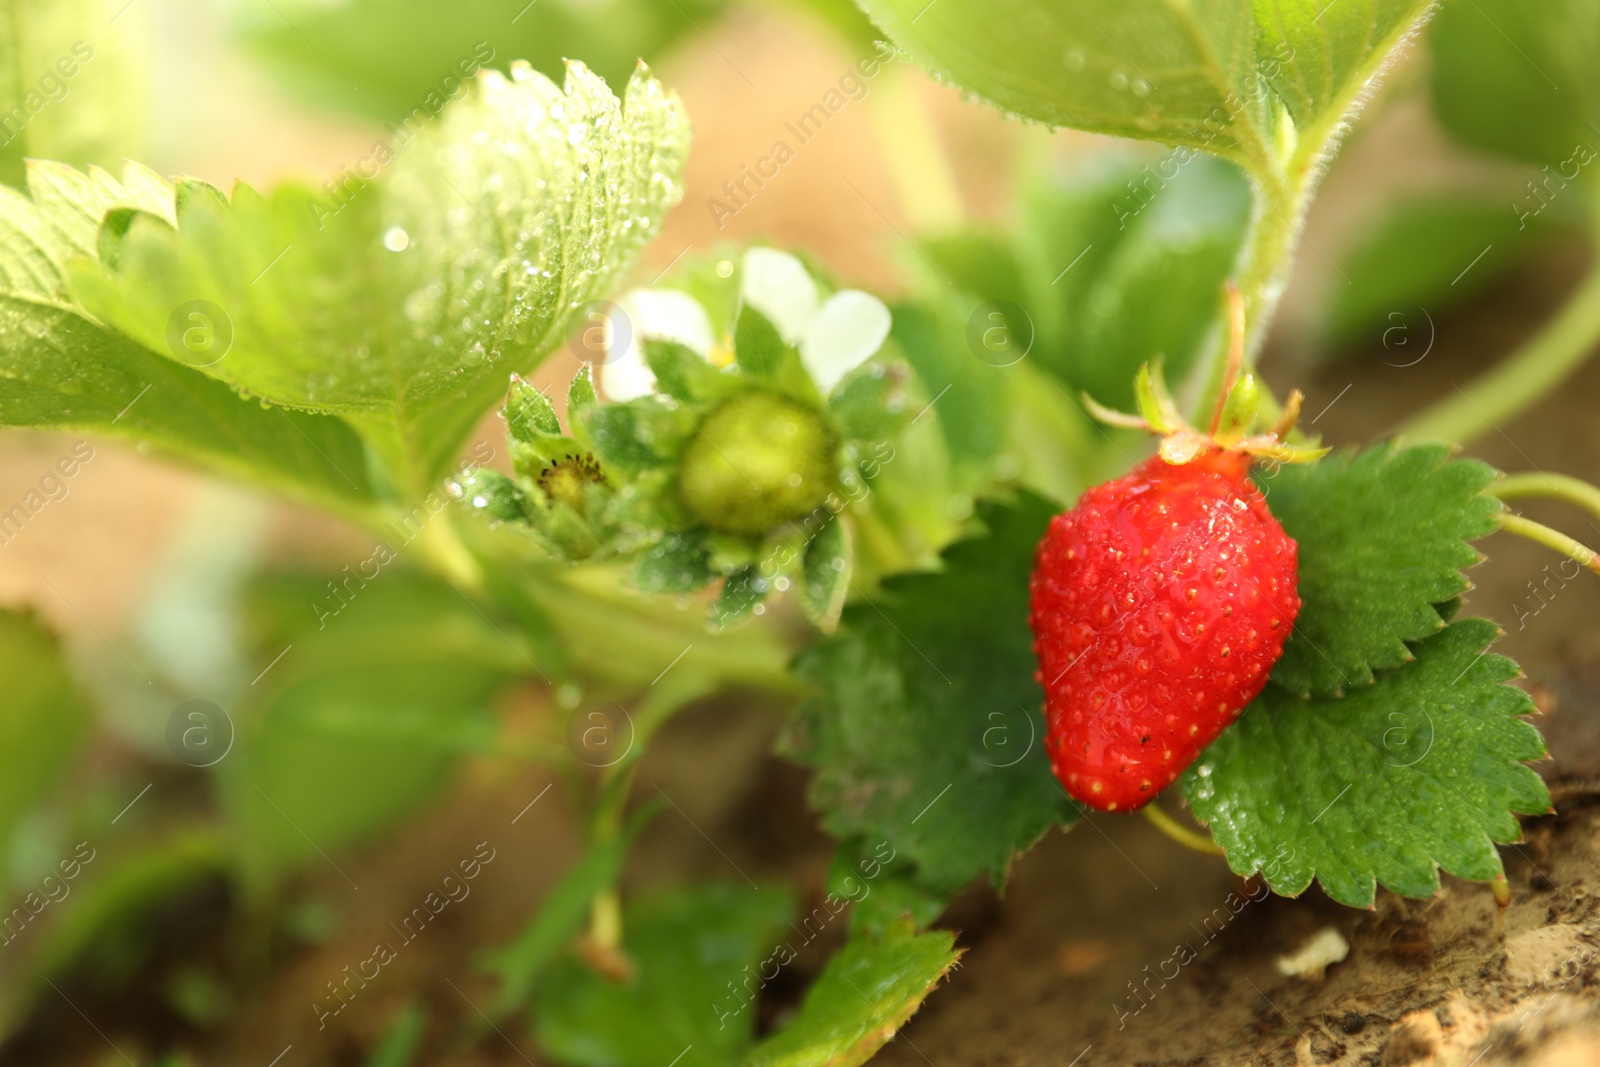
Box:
(800, 290, 891, 394)
(599, 288, 714, 401)
(622, 288, 715, 355)
(599, 344, 656, 401)
(740, 247, 818, 344)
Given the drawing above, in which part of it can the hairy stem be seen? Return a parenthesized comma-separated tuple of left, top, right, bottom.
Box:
(1493, 472, 1600, 525)
(1497, 512, 1600, 575)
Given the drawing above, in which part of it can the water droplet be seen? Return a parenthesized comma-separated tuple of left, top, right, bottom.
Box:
(383, 226, 410, 252)
(1110, 70, 1130, 91)
(1064, 49, 1086, 72)
(1132, 77, 1151, 98)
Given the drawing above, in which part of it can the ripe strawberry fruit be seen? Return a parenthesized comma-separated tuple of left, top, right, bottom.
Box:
(1030, 447, 1300, 811)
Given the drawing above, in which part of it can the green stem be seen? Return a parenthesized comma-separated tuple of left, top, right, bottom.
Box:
(1497, 512, 1600, 575)
(1400, 246, 1600, 445)
(1494, 472, 1600, 525)
(1189, 9, 1437, 425)
(1142, 803, 1225, 857)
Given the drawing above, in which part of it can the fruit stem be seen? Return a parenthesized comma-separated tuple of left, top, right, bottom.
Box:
(1399, 186, 1600, 445)
(1493, 472, 1600, 526)
(1496, 512, 1600, 576)
(1141, 803, 1227, 857)
(1208, 282, 1247, 435)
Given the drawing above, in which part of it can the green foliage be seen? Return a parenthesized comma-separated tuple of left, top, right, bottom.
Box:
(533, 884, 794, 1067)
(1431, 0, 1600, 165)
(1318, 197, 1567, 353)
(785, 493, 1078, 895)
(0, 163, 376, 514)
(747, 918, 960, 1067)
(1252, 0, 1433, 131)
(0, 0, 146, 188)
(1183, 619, 1550, 907)
(856, 0, 1432, 175)
(235, 0, 725, 122)
(1256, 444, 1501, 698)
(0, 611, 90, 859)
(486, 810, 652, 1017)
(856, 0, 1267, 164)
(921, 155, 1251, 410)
(68, 63, 688, 489)
(223, 570, 531, 879)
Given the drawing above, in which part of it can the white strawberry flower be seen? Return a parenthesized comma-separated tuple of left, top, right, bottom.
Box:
(600, 247, 891, 400)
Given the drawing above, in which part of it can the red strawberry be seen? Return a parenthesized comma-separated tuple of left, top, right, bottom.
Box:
(1029, 446, 1300, 812)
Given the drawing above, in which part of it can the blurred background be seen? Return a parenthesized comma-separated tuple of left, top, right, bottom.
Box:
(3, 0, 1600, 1064)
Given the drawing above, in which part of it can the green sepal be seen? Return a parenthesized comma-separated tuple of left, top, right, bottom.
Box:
(801, 517, 852, 631)
(1133, 360, 1182, 433)
(567, 365, 599, 433)
(454, 468, 527, 524)
(633, 529, 719, 595)
(712, 565, 770, 628)
(1216, 372, 1259, 437)
(644, 340, 739, 404)
(827, 362, 908, 442)
(733, 304, 820, 403)
(578, 400, 683, 475)
(733, 303, 789, 382)
(507, 376, 562, 442)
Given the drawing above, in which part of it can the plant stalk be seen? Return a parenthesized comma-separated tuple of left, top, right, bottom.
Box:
(1496, 512, 1600, 575)
(1400, 249, 1600, 445)
(1493, 472, 1600, 524)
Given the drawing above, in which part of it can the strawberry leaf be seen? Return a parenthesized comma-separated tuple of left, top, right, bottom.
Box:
(70, 62, 687, 490)
(533, 884, 795, 1067)
(747, 918, 960, 1067)
(1256, 443, 1501, 698)
(1182, 618, 1549, 908)
(0, 163, 377, 515)
(783, 492, 1078, 895)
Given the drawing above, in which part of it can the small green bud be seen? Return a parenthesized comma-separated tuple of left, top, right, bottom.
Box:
(678, 390, 837, 537)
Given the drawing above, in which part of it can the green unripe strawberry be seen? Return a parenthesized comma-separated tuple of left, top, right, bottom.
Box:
(678, 390, 837, 537)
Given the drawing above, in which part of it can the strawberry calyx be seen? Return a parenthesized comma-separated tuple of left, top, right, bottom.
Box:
(1081, 283, 1329, 469)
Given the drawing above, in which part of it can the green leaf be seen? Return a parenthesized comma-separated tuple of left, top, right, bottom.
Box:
(801, 517, 851, 630)
(747, 918, 960, 1067)
(0, 163, 377, 512)
(533, 883, 794, 1067)
(0, 1, 147, 189)
(71, 62, 689, 488)
(784, 492, 1078, 895)
(1182, 618, 1550, 907)
(1257, 443, 1501, 698)
(235, 0, 724, 124)
(855, 0, 1271, 168)
(1066, 154, 1250, 408)
(1251, 0, 1435, 131)
(223, 569, 531, 879)
(0, 610, 90, 855)
(826, 841, 947, 936)
(1317, 196, 1566, 354)
(1430, 0, 1600, 165)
